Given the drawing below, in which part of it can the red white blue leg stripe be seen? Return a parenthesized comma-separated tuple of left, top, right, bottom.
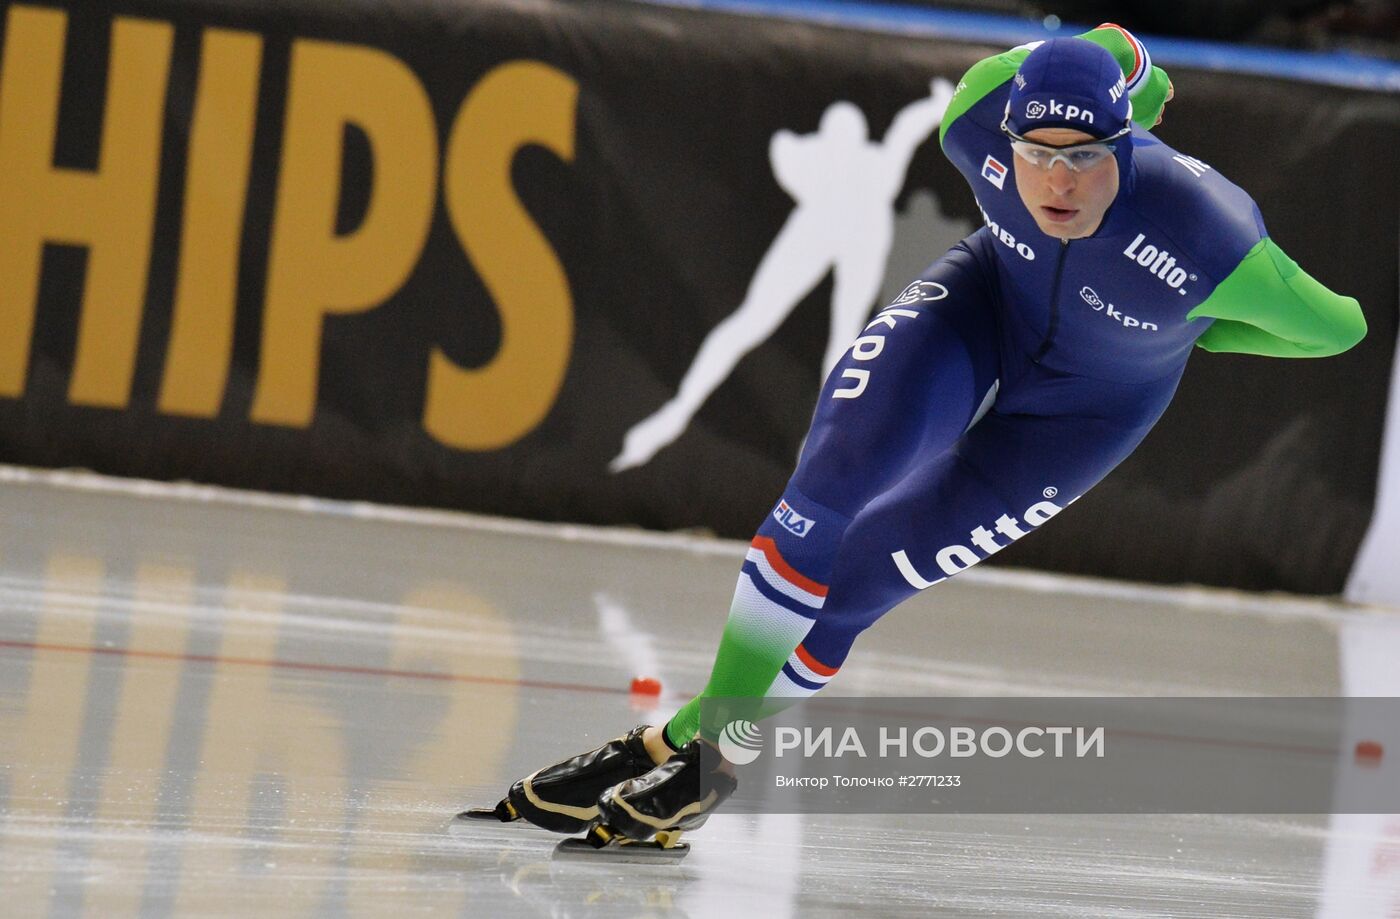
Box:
(1097, 23, 1152, 97)
(769, 643, 840, 697)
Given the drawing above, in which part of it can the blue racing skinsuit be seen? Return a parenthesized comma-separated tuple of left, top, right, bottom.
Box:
(665, 27, 1366, 741)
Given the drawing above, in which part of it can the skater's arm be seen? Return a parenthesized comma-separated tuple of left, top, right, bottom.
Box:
(1076, 23, 1173, 130)
(939, 24, 1171, 149)
(885, 78, 956, 159)
(1188, 238, 1367, 357)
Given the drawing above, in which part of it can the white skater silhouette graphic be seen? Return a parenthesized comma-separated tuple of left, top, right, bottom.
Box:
(611, 78, 956, 472)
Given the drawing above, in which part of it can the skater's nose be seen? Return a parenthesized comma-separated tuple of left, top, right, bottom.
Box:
(1046, 161, 1076, 196)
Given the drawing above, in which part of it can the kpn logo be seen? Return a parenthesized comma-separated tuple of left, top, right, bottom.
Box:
(718, 720, 765, 765)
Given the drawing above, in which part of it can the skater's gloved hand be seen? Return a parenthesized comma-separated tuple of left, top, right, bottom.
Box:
(1153, 80, 1174, 128)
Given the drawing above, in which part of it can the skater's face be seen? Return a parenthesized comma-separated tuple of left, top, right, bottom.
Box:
(1012, 127, 1120, 240)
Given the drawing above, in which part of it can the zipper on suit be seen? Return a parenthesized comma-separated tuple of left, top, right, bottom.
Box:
(1034, 239, 1070, 363)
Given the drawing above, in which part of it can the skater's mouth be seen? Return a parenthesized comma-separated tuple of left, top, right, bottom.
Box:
(1040, 205, 1078, 223)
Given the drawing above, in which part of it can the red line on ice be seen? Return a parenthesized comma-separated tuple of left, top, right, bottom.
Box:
(0, 638, 630, 696)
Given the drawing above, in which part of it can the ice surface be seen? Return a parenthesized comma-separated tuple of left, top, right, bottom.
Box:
(0, 472, 1397, 917)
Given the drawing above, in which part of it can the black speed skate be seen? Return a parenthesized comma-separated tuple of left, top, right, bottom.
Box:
(460, 725, 657, 834)
(581, 737, 738, 851)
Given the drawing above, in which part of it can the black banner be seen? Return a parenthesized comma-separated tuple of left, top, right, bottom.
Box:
(0, 0, 1395, 593)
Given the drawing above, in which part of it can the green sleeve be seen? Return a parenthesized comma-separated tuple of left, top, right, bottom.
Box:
(1187, 239, 1367, 357)
(1077, 26, 1173, 129)
(939, 25, 1172, 149)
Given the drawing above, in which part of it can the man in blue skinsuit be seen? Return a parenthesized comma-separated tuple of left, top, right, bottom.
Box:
(471, 26, 1368, 849)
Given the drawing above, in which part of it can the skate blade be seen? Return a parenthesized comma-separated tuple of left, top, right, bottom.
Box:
(553, 830, 689, 863)
(454, 799, 519, 823)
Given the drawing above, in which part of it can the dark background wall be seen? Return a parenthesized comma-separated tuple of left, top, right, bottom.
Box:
(0, 0, 1395, 594)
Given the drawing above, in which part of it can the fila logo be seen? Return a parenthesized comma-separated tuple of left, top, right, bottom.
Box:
(1025, 99, 1095, 125)
(1109, 75, 1126, 104)
(893, 491, 1071, 588)
(1172, 155, 1211, 178)
(1123, 233, 1196, 295)
(981, 154, 1008, 190)
(1079, 286, 1159, 331)
(978, 204, 1036, 261)
(773, 500, 815, 537)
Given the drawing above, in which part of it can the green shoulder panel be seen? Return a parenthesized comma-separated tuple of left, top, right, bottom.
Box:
(938, 48, 1028, 148)
(1187, 238, 1367, 357)
(939, 26, 1172, 149)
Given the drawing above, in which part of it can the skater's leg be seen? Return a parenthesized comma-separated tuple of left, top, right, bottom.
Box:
(766, 365, 1186, 702)
(598, 366, 1184, 842)
(481, 241, 996, 834)
(819, 221, 894, 380)
(662, 241, 1002, 746)
(610, 215, 835, 471)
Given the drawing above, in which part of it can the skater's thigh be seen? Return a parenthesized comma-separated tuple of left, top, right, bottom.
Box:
(792, 240, 1001, 514)
(813, 402, 1168, 648)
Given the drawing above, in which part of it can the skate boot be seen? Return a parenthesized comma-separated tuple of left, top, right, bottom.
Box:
(460, 726, 658, 834)
(586, 737, 738, 848)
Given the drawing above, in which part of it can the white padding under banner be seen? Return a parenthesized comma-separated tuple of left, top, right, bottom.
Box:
(1346, 256, 1400, 609)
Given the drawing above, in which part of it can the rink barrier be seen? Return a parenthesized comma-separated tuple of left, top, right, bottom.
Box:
(0, 463, 1372, 625)
(0, 0, 1395, 598)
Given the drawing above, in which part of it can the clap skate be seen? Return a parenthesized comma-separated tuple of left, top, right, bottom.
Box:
(458, 725, 657, 834)
(555, 737, 738, 861)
